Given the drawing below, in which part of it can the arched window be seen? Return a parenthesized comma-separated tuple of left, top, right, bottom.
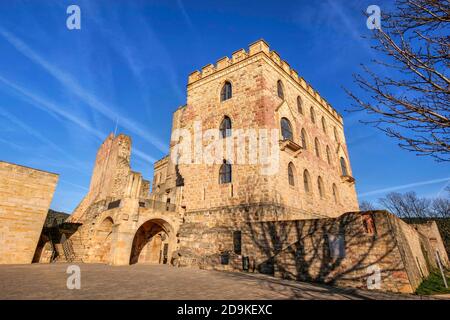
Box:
(301, 129, 308, 150)
(310, 107, 315, 124)
(332, 184, 339, 204)
(334, 127, 338, 142)
(326, 145, 331, 165)
(219, 116, 232, 138)
(277, 80, 284, 99)
(321, 117, 327, 133)
(314, 138, 320, 158)
(318, 176, 324, 198)
(219, 160, 232, 184)
(297, 96, 303, 114)
(221, 81, 232, 101)
(303, 170, 311, 193)
(340, 157, 348, 176)
(288, 162, 295, 186)
(280, 117, 293, 141)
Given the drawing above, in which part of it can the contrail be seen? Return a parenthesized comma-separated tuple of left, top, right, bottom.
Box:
(0, 27, 168, 153)
(359, 177, 450, 197)
(0, 76, 157, 164)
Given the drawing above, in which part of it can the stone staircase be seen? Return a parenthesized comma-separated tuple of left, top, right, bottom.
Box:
(52, 231, 85, 263)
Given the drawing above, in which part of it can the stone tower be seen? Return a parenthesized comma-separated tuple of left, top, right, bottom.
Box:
(161, 39, 358, 217)
(152, 39, 360, 265)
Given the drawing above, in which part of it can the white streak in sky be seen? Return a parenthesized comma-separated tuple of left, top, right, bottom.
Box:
(0, 27, 168, 153)
(359, 177, 450, 197)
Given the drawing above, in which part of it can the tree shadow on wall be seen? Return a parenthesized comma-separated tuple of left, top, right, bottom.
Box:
(229, 176, 404, 291)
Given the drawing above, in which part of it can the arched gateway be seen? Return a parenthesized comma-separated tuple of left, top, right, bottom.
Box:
(129, 218, 174, 265)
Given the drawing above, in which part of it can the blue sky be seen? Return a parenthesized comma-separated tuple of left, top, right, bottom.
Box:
(0, 0, 448, 213)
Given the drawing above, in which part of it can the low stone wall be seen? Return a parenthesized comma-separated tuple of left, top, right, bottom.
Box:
(0, 161, 58, 264)
(177, 207, 447, 293)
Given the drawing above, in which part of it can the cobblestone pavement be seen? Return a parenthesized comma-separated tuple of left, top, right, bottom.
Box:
(0, 263, 439, 300)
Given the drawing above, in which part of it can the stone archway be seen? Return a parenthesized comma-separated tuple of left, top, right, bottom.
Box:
(129, 219, 173, 265)
(93, 217, 114, 263)
(32, 234, 52, 263)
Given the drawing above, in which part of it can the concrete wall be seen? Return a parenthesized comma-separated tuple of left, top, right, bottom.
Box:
(0, 161, 58, 264)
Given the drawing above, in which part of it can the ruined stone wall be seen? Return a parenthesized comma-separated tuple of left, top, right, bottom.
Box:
(0, 161, 58, 264)
(70, 134, 146, 223)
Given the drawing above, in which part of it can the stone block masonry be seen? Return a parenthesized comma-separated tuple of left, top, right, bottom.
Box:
(0, 161, 58, 264)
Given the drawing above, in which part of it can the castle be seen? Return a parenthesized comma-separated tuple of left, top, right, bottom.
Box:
(1, 40, 448, 294)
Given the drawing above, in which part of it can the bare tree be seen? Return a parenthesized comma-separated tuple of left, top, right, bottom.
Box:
(346, 0, 450, 161)
(430, 197, 450, 218)
(359, 200, 376, 211)
(378, 191, 431, 218)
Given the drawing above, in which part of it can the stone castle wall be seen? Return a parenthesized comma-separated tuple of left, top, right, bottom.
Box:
(177, 208, 444, 293)
(0, 161, 58, 264)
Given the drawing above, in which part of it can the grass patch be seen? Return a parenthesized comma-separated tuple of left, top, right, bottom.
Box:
(416, 270, 450, 295)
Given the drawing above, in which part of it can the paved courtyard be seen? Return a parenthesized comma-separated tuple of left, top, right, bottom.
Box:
(0, 263, 436, 300)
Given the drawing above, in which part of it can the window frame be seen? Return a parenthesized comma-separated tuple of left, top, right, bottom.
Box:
(280, 117, 293, 141)
(221, 81, 232, 102)
(219, 160, 232, 184)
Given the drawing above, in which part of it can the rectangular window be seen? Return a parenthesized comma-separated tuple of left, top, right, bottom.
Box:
(327, 234, 345, 259)
(233, 230, 242, 255)
(107, 200, 121, 210)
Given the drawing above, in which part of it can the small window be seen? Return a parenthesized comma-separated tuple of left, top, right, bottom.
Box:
(310, 107, 315, 124)
(220, 116, 232, 138)
(288, 162, 295, 186)
(277, 80, 284, 99)
(326, 145, 331, 164)
(340, 157, 348, 176)
(303, 170, 310, 193)
(219, 160, 232, 184)
(327, 234, 345, 259)
(301, 129, 307, 149)
(321, 117, 327, 133)
(233, 230, 242, 254)
(318, 176, 324, 198)
(332, 184, 338, 203)
(280, 117, 293, 141)
(221, 81, 232, 101)
(334, 127, 338, 142)
(297, 96, 303, 114)
(314, 138, 320, 158)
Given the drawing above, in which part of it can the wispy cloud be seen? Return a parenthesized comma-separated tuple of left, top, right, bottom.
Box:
(359, 177, 450, 197)
(0, 76, 156, 164)
(0, 75, 106, 139)
(0, 107, 86, 163)
(0, 27, 168, 153)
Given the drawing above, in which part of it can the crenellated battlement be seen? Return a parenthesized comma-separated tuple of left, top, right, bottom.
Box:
(187, 39, 342, 122)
